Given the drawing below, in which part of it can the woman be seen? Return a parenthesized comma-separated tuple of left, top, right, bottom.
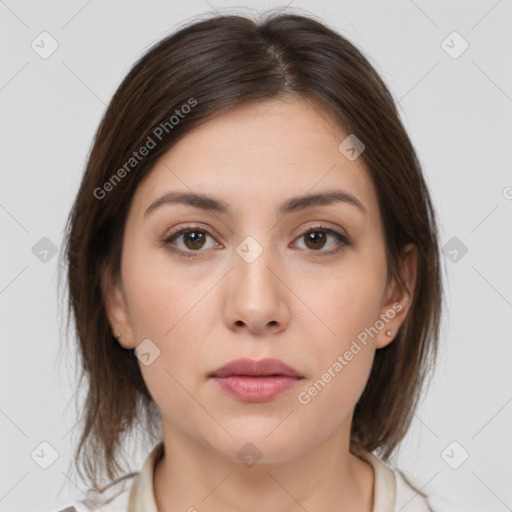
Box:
(55, 10, 457, 512)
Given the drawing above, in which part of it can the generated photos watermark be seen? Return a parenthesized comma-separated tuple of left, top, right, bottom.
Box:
(93, 97, 197, 200)
(297, 301, 403, 405)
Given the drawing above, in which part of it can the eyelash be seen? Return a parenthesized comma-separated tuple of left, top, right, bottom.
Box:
(160, 224, 350, 259)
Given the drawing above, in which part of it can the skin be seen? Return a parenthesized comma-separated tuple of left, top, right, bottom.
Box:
(104, 96, 417, 511)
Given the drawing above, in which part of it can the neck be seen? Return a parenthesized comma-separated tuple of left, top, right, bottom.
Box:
(153, 421, 374, 512)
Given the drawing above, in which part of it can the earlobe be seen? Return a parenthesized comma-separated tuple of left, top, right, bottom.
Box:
(101, 267, 136, 349)
(376, 243, 418, 349)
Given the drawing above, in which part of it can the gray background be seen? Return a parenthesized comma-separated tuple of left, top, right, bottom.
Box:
(1, 1, 511, 511)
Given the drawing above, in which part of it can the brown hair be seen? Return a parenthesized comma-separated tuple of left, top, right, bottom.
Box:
(59, 9, 443, 491)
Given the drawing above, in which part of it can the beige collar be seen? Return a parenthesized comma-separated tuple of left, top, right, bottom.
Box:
(128, 442, 396, 512)
(358, 449, 397, 511)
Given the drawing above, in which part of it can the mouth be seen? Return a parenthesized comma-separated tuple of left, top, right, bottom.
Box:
(209, 358, 304, 403)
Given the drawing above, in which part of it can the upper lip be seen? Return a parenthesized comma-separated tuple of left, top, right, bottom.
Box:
(209, 358, 303, 378)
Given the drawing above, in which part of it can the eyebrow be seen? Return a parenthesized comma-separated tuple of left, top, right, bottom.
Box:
(144, 188, 367, 218)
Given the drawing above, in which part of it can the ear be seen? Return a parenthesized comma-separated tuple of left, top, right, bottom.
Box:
(376, 243, 417, 349)
(101, 266, 137, 350)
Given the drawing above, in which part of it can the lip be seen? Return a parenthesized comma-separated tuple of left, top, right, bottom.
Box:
(210, 358, 303, 378)
(209, 358, 304, 403)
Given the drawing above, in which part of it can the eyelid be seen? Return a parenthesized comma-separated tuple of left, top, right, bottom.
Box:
(164, 222, 219, 241)
(295, 222, 348, 240)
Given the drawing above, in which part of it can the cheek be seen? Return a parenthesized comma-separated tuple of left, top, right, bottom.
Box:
(300, 262, 385, 351)
(121, 257, 213, 427)
(293, 259, 384, 408)
(296, 292, 377, 433)
(122, 239, 209, 340)
(121, 243, 218, 385)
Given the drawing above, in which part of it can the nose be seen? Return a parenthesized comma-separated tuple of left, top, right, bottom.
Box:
(223, 237, 290, 336)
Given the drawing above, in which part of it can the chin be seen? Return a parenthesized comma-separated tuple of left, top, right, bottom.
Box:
(205, 428, 308, 467)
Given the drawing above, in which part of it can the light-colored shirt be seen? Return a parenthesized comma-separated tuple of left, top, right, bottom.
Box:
(52, 442, 460, 512)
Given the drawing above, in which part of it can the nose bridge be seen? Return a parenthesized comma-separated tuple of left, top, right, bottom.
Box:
(233, 233, 279, 296)
(225, 232, 289, 331)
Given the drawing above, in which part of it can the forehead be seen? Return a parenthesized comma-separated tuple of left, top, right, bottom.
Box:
(130, 97, 379, 223)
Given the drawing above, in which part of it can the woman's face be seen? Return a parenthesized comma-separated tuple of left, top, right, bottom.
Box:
(105, 96, 415, 464)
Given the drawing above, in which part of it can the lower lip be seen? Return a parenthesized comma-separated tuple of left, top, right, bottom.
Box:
(211, 376, 302, 402)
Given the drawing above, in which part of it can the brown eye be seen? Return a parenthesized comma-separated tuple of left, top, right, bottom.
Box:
(303, 230, 328, 250)
(181, 230, 207, 250)
(162, 227, 219, 258)
(294, 227, 350, 255)
(162, 224, 349, 259)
